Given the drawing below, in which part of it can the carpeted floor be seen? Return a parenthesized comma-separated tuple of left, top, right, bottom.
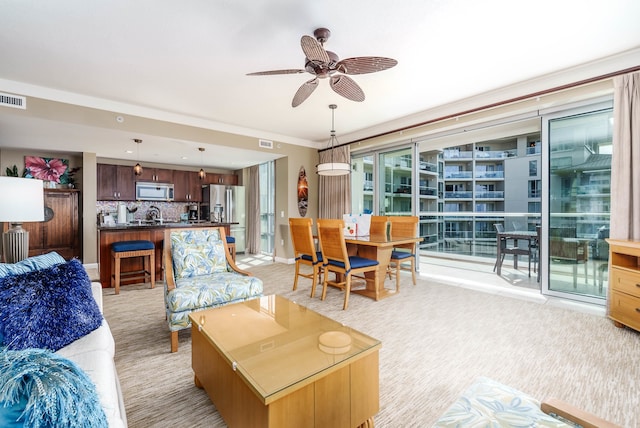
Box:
(102, 262, 640, 427)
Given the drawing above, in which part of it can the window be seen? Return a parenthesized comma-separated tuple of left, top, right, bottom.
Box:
(529, 160, 537, 176)
(528, 180, 541, 198)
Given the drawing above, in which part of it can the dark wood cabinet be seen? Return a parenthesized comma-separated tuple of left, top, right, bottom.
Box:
(97, 163, 237, 202)
(97, 164, 135, 200)
(174, 170, 202, 202)
(10, 189, 81, 260)
(204, 173, 238, 185)
(135, 167, 173, 183)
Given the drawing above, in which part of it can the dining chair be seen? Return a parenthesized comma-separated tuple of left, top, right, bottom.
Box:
(289, 217, 323, 297)
(317, 218, 379, 310)
(369, 215, 389, 236)
(493, 223, 533, 276)
(388, 216, 419, 291)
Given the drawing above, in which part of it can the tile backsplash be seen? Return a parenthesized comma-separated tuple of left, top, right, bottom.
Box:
(97, 201, 196, 224)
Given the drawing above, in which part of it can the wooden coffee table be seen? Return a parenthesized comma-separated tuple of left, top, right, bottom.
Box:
(189, 295, 381, 427)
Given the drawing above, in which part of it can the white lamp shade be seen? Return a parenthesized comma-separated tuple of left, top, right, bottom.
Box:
(0, 177, 45, 222)
(316, 162, 351, 176)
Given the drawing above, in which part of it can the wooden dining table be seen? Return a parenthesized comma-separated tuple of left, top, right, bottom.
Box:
(344, 233, 421, 300)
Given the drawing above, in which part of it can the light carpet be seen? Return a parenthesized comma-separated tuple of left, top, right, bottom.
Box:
(102, 262, 640, 427)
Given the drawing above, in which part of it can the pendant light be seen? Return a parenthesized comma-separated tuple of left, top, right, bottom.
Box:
(133, 139, 143, 176)
(198, 147, 206, 180)
(316, 104, 350, 176)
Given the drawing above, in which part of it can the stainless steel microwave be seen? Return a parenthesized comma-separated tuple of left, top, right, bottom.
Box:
(135, 182, 174, 201)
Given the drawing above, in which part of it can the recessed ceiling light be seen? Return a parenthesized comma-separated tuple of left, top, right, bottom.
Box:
(181, 156, 188, 160)
(125, 150, 133, 154)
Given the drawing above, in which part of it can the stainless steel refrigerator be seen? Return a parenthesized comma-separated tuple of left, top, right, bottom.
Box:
(201, 185, 246, 253)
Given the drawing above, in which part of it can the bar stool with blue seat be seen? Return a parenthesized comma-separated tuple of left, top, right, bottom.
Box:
(111, 240, 155, 294)
(226, 235, 236, 261)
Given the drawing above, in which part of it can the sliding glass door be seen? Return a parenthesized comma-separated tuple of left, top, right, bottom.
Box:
(378, 147, 414, 215)
(542, 102, 613, 303)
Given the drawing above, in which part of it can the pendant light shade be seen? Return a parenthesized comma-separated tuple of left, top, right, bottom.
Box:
(316, 104, 350, 176)
(198, 147, 206, 180)
(133, 139, 143, 176)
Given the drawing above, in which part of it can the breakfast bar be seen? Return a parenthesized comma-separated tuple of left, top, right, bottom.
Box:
(97, 222, 235, 288)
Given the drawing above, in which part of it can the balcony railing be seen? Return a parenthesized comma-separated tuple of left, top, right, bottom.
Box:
(475, 191, 504, 199)
(475, 171, 504, 179)
(444, 191, 473, 199)
(444, 171, 473, 179)
(419, 161, 438, 172)
(443, 150, 473, 159)
(420, 187, 437, 196)
(576, 185, 611, 195)
(474, 149, 517, 159)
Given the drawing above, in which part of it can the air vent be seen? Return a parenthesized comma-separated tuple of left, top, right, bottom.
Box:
(0, 93, 26, 110)
(259, 139, 273, 149)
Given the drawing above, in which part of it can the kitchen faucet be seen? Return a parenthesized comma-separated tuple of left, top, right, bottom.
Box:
(147, 206, 163, 223)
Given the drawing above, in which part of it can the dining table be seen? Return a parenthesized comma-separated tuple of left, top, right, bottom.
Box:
(344, 233, 422, 300)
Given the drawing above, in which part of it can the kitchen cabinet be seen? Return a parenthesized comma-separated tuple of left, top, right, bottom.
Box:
(607, 239, 640, 332)
(174, 170, 202, 202)
(136, 167, 173, 183)
(97, 164, 135, 200)
(6, 189, 81, 260)
(204, 173, 238, 185)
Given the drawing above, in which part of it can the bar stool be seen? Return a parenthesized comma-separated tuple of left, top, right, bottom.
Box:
(226, 236, 236, 261)
(111, 240, 155, 294)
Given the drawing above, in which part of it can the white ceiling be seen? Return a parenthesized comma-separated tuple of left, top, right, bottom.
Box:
(1, 0, 639, 169)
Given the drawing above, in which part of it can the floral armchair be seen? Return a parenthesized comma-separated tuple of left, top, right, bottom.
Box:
(163, 227, 263, 352)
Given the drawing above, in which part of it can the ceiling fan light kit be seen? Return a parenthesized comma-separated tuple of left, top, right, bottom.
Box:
(248, 27, 397, 107)
(317, 104, 350, 176)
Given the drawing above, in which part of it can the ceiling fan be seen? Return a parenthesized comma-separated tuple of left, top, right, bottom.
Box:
(247, 28, 398, 107)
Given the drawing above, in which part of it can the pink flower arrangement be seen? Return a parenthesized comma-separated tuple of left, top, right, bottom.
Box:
(25, 156, 69, 183)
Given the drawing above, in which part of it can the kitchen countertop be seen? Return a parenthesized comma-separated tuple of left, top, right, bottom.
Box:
(98, 221, 238, 230)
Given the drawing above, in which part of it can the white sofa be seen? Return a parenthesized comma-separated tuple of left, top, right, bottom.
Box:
(55, 282, 128, 428)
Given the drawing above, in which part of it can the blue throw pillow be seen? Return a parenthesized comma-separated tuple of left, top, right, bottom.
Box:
(0, 348, 107, 427)
(0, 252, 66, 279)
(0, 259, 103, 351)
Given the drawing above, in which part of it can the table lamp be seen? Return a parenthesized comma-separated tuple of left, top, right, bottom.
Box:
(0, 177, 44, 263)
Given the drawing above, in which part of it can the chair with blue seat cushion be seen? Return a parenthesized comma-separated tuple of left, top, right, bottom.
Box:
(317, 218, 379, 310)
(225, 235, 236, 261)
(289, 217, 323, 297)
(388, 216, 419, 291)
(111, 239, 155, 294)
(163, 226, 263, 352)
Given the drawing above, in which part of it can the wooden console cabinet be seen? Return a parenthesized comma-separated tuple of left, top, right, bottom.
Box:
(607, 239, 640, 332)
(4, 189, 81, 260)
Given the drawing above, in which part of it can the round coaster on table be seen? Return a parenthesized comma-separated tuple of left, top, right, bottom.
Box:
(318, 331, 352, 354)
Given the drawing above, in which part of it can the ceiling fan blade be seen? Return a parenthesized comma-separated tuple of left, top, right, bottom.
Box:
(335, 57, 398, 75)
(292, 78, 319, 107)
(330, 75, 365, 102)
(300, 35, 330, 64)
(246, 69, 305, 76)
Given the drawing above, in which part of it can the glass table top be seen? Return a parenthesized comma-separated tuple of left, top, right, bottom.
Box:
(190, 295, 381, 402)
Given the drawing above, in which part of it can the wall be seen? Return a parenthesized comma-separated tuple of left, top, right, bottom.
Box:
(273, 147, 319, 263)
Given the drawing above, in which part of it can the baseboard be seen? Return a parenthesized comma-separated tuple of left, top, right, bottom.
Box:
(274, 256, 294, 264)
